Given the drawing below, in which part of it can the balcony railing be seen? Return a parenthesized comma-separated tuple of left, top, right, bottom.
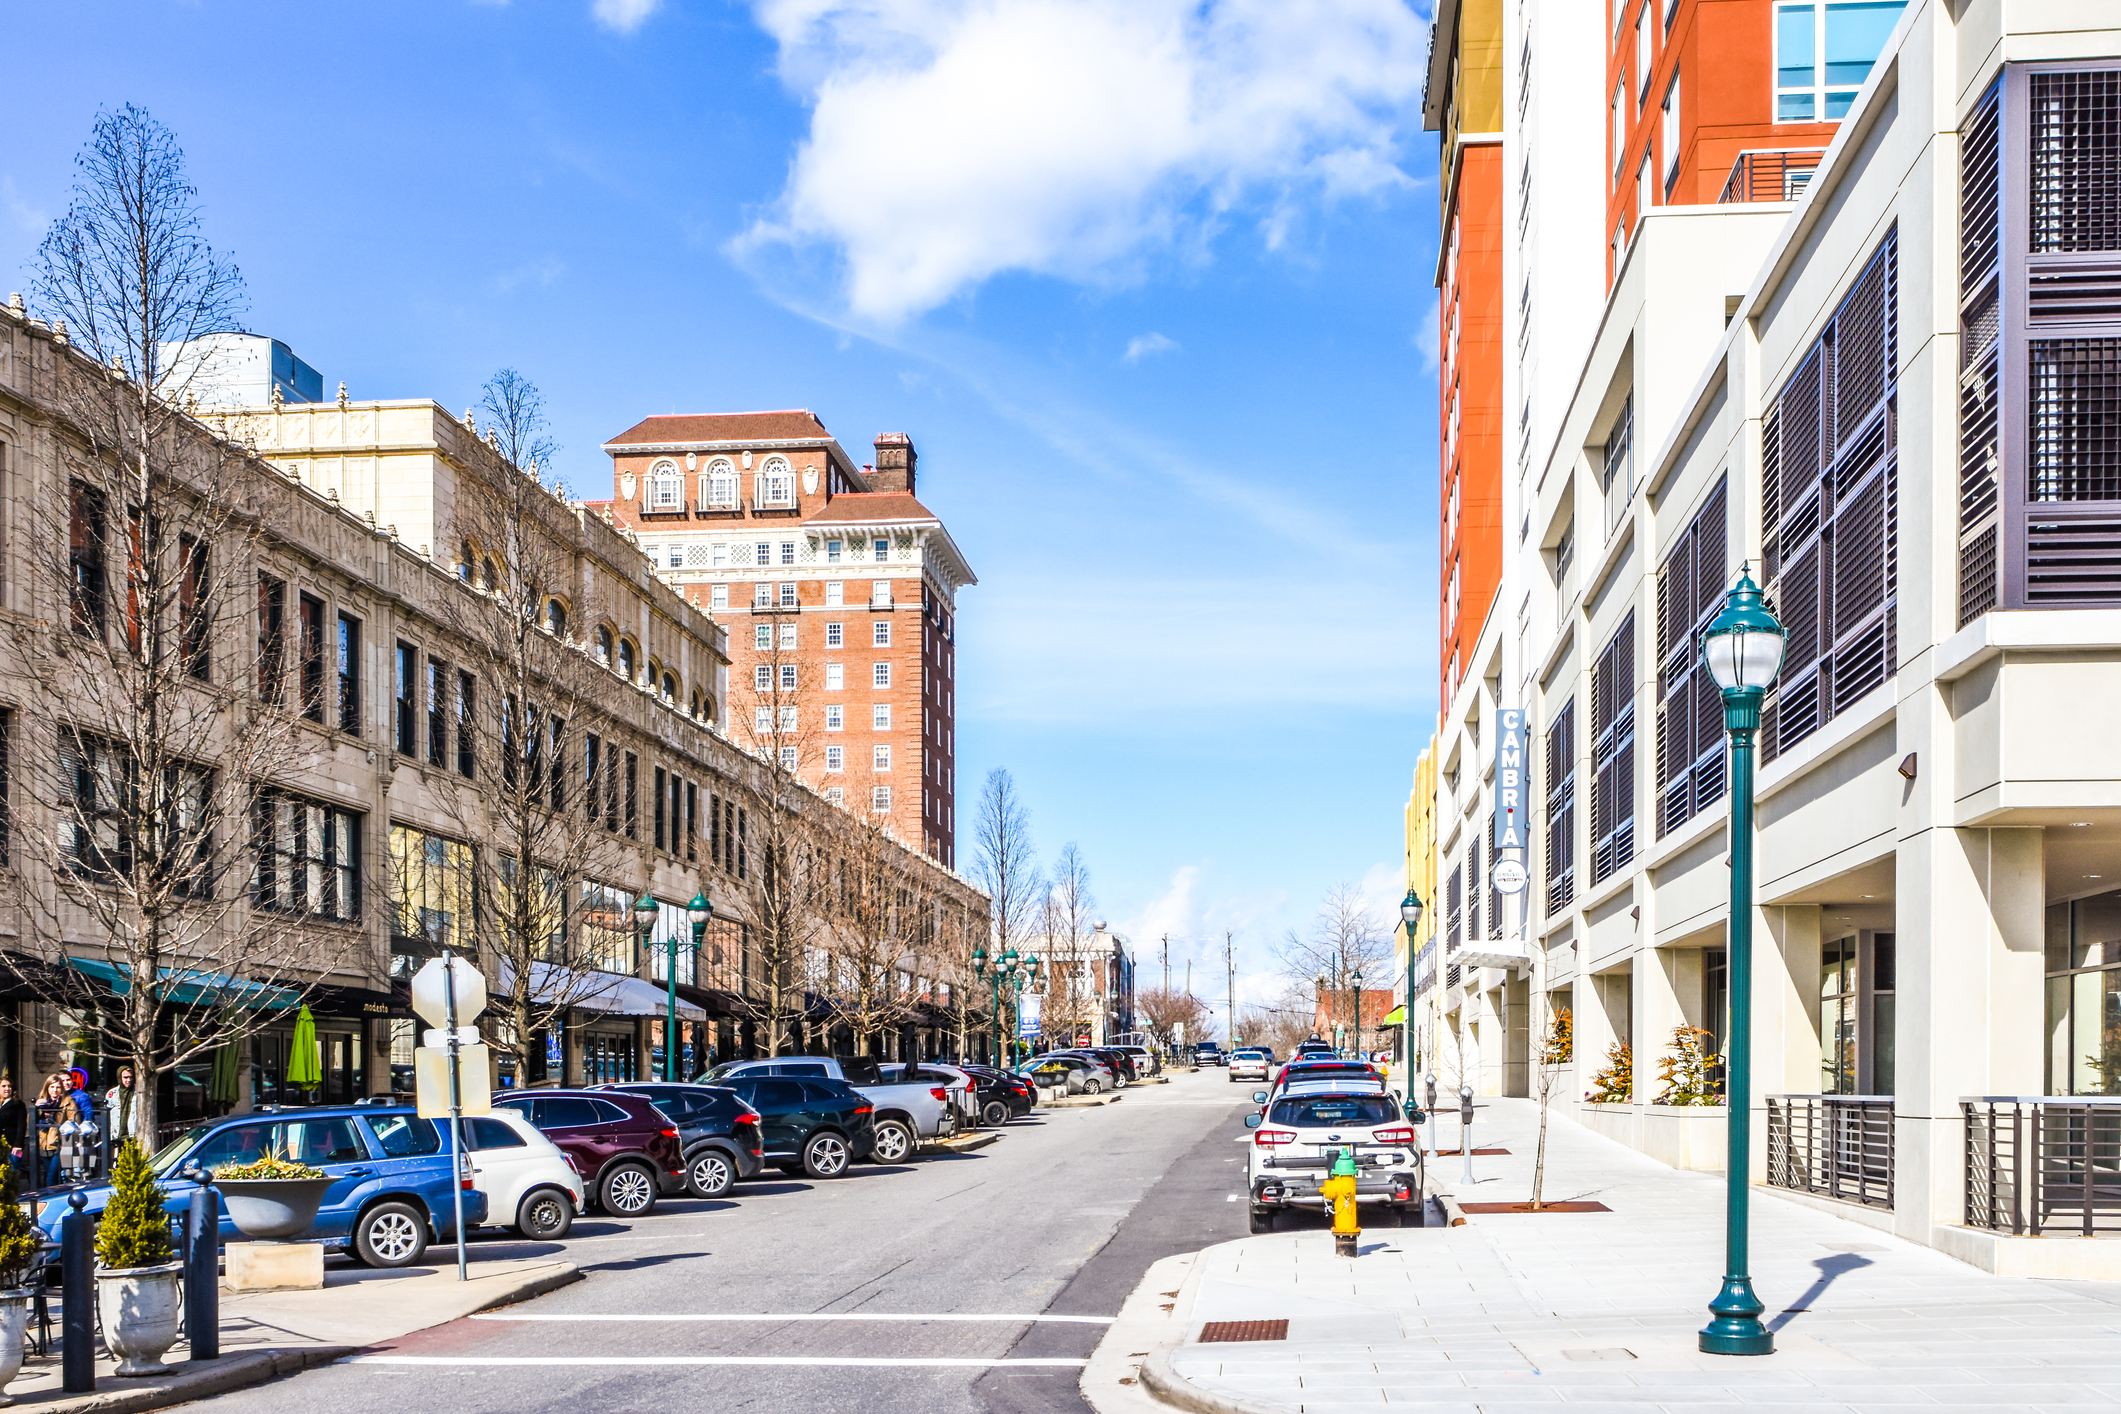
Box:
(1767, 1094, 1894, 1209)
(1718, 148, 1828, 204)
(1963, 1096, 2121, 1236)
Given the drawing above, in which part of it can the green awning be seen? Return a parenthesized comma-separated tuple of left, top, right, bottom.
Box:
(64, 958, 300, 1009)
(1382, 1006, 1406, 1026)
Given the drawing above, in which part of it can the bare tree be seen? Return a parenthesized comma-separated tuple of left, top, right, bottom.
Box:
(969, 768, 1041, 1059)
(7, 105, 351, 1137)
(816, 803, 923, 1057)
(1528, 994, 1571, 1210)
(1136, 987, 1206, 1053)
(479, 369, 559, 488)
(1276, 882, 1391, 1050)
(424, 371, 647, 1086)
(1035, 843, 1097, 1045)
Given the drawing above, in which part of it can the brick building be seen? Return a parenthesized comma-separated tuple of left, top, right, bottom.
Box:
(591, 413, 975, 864)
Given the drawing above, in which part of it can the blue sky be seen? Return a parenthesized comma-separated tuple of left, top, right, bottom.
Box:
(2, 0, 1440, 1020)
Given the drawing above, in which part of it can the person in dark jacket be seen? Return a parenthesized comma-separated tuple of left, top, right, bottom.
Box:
(0, 1077, 25, 1170)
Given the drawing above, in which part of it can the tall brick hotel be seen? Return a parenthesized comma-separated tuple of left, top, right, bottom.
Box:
(591, 412, 975, 865)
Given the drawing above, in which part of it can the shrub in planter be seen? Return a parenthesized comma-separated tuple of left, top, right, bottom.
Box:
(95, 1140, 183, 1376)
(0, 1158, 43, 1400)
(213, 1155, 333, 1241)
(1584, 1041, 1633, 1104)
(1654, 1026, 1724, 1106)
(1539, 1008, 1573, 1066)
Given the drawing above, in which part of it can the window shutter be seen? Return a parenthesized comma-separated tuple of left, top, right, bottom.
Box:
(1657, 477, 1728, 836)
(1545, 700, 1576, 911)
(1590, 613, 1636, 886)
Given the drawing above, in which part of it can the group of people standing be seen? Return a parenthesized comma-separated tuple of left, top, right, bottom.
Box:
(0, 1068, 142, 1188)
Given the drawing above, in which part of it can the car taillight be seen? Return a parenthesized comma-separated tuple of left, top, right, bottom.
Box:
(930, 1087, 948, 1102)
(659, 1128, 679, 1139)
(1254, 1129, 1296, 1146)
(738, 1111, 762, 1124)
(854, 1104, 874, 1115)
(461, 1176, 476, 1190)
(1372, 1126, 1416, 1144)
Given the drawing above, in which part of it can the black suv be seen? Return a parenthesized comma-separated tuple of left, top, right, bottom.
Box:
(598, 1082, 765, 1199)
(710, 1074, 876, 1179)
(956, 1063, 1035, 1126)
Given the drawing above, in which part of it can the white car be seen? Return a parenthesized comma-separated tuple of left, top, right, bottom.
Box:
(461, 1110, 586, 1240)
(1229, 1049, 1271, 1082)
(1244, 1088, 1422, 1234)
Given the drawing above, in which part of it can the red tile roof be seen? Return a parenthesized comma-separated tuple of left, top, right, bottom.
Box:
(602, 411, 832, 448)
(805, 492, 940, 525)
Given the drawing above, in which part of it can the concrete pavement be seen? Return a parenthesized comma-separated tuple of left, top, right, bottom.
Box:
(1089, 1095, 2121, 1414)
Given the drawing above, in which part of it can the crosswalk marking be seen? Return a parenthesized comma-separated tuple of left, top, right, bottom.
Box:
(470, 1312, 1114, 1325)
(340, 1355, 1091, 1369)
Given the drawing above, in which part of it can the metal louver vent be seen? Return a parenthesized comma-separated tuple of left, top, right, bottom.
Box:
(1589, 615, 1636, 886)
(1960, 80, 2006, 625)
(2030, 71, 2121, 254)
(1545, 701, 1576, 912)
(2029, 338, 2121, 502)
(2027, 264, 2121, 323)
(1656, 478, 1729, 838)
(1962, 79, 2003, 287)
(2026, 520, 2121, 602)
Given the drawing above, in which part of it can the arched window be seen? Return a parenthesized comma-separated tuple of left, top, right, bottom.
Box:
(661, 672, 676, 702)
(703, 459, 738, 510)
(757, 456, 795, 508)
(457, 540, 475, 582)
(545, 600, 567, 636)
(483, 558, 500, 592)
(596, 626, 613, 665)
(617, 639, 636, 682)
(690, 689, 702, 719)
(650, 459, 682, 511)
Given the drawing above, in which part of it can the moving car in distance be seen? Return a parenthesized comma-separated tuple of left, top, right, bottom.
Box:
(1228, 1048, 1272, 1083)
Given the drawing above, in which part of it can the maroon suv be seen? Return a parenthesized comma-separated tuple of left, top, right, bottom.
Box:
(492, 1089, 686, 1217)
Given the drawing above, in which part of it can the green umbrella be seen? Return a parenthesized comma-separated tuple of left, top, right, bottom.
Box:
(286, 1005, 322, 1090)
(209, 1038, 240, 1106)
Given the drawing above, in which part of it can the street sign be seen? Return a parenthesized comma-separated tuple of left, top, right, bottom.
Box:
(1495, 708, 1531, 851)
(416, 1044, 493, 1117)
(411, 956, 487, 1028)
(1018, 994, 1042, 1039)
(1494, 859, 1529, 894)
(424, 1026, 483, 1050)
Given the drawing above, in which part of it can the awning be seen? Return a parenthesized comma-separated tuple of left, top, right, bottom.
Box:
(62, 958, 300, 1009)
(673, 983, 744, 1018)
(501, 961, 704, 1019)
(1382, 1006, 1406, 1026)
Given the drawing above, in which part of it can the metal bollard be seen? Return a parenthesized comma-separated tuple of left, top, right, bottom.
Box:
(1459, 1085, 1476, 1185)
(61, 1189, 93, 1393)
(185, 1173, 220, 1361)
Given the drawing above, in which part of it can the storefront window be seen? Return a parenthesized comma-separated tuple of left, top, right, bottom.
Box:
(581, 1030, 637, 1084)
(2047, 889, 2121, 1095)
(1820, 933, 1894, 1094)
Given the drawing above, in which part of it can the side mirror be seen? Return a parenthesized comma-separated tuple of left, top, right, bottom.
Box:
(1243, 1113, 1262, 1129)
(1408, 1109, 1426, 1125)
(1251, 1091, 1268, 1104)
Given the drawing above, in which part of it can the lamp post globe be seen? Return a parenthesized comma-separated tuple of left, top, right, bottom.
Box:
(1697, 567, 1785, 1359)
(687, 893, 711, 929)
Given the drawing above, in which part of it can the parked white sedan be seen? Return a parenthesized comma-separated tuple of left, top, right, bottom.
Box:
(458, 1110, 586, 1240)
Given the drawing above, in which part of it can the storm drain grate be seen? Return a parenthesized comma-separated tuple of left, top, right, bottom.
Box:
(1197, 1320, 1289, 1344)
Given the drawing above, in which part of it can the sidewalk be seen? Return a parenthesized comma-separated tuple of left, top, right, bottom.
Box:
(0, 1253, 576, 1413)
(1087, 1096, 2121, 1414)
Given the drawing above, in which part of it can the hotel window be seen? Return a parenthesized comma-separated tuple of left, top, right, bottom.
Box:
(779, 664, 797, 689)
(825, 787, 845, 804)
(703, 460, 738, 509)
(826, 623, 844, 648)
(1637, 153, 1653, 225)
(825, 582, 844, 607)
(754, 624, 772, 651)
(873, 621, 891, 647)
(826, 663, 844, 690)
(757, 458, 795, 508)
(426, 658, 448, 768)
(873, 538, 889, 562)
(873, 663, 891, 688)
(455, 671, 475, 777)
(871, 786, 892, 813)
(299, 593, 326, 722)
(667, 545, 682, 570)
(1774, 1, 1906, 122)
(649, 460, 682, 509)
(618, 638, 637, 681)
(826, 539, 843, 563)
(780, 746, 797, 771)
(873, 745, 892, 771)
(711, 542, 729, 567)
(826, 746, 844, 772)
(779, 623, 797, 649)
(779, 706, 797, 731)
(826, 704, 844, 730)
(780, 582, 797, 608)
(754, 541, 771, 567)
(780, 542, 796, 566)
(1635, 4, 1650, 107)
(710, 584, 728, 610)
(873, 704, 891, 730)
(753, 665, 771, 690)
(1662, 73, 1681, 188)
(871, 581, 892, 607)
(180, 536, 210, 680)
(336, 613, 362, 735)
(1611, 83, 1625, 180)
(754, 706, 772, 734)
(69, 481, 108, 639)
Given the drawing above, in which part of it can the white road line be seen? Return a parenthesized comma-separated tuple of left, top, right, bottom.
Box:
(339, 1355, 1090, 1369)
(470, 1312, 1114, 1324)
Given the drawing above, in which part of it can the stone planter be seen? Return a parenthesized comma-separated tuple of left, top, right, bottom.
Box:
(96, 1262, 183, 1376)
(0, 1289, 28, 1404)
(216, 1176, 337, 1240)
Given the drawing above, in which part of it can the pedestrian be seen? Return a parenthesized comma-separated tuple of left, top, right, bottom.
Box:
(104, 1065, 141, 1148)
(55, 1085, 93, 1184)
(35, 1075, 68, 1189)
(0, 1078, 24, 1174)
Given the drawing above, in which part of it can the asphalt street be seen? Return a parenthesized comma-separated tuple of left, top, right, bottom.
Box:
(207, 1067, 1257, 1414)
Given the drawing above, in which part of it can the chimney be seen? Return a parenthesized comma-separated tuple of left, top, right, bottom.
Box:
(871, 433, 916, 494)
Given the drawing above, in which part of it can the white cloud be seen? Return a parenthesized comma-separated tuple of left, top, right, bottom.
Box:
(3, 177, 48, 238)
(1412, 296, 1440, 372)
(592, 0, 660, 32)
(735, 0, 1429, 323)
(488, 256, 567, 296)
(1123, 331, 1179, 363)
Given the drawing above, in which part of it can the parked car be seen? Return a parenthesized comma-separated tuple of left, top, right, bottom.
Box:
(460, 1109, 586, 1240)
(1019, 1053, 1113, 1094)
(708, 1074, 877, 1178)
(956, 1063, 1036, 1125)
(1244, 1087, 1423, 1233)
(489, 1089, 686, 1217)
(597, 1082, 765, 1199)
(1114, 1044, 1162, 1077)
(39, 1107, 487, 1269)
(1192, 1043, 1228, 1066)
(1043, 1048, 1133, 1086)
(1229, 1048, 1272, 1082)
(702, 1057, 956, 1161)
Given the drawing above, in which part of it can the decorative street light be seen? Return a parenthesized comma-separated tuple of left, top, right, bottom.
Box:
(1399, 889, 1425, 1096)
(1696, 567, 1786, 1359)
(1315, 969, 1328, 1047)
(631, 892, 660, 1083)
(1351, 968, 1364, 1061)
(973, 944, 1016, 1067)
(666, 892, 710, 1081)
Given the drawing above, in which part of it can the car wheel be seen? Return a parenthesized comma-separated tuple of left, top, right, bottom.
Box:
(688, 1149, 735, 1199)
(1248, 1207, 1276, 1235)
(802, 1130, 851, 1179)
(1082, 1078, 1102, 1095)
(354, 1201, 429, 1268)
(981, 1099, 1010, 1127)
(600, 1162, 658, 1217)
(870, 1119, 915, 1165)
(516, 1188, 574, 1241)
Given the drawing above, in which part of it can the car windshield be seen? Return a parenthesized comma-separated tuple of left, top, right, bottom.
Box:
(149, 1125, 212, 1175)
(1269, 1094, 1400, 1128)
(699, 1062, 747, 1082)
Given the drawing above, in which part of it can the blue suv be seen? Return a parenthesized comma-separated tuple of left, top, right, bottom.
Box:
(36, 1106, 489, 1268)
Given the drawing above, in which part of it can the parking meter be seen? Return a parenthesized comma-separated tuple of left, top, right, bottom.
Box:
(1459, 1084, 1476, 1184)
(1423, 1073, 1438, 1153)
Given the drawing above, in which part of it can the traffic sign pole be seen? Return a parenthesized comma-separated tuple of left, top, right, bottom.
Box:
(444, 950, 467, 1283)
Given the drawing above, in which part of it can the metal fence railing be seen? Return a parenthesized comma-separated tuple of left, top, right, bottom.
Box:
(1963, 1096, 2121, 1236)
(1718, 148, 1829, 204)
(1766, 1094, 1894, 1209)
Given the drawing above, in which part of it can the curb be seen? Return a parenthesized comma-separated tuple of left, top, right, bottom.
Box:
(471, 1262, 583, 1311)
(29, 1345, 355, 1414)
(921, 1131, 1000, 1155)
(1437, 1192, 1468, 1227)
(1141, 1349, 1288, 1414)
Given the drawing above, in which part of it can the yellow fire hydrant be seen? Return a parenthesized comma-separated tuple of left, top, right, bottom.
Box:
(1324, 1148, 1361, 1257)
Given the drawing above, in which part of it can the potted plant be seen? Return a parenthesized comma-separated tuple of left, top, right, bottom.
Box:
(0, 1157, 43, 1400)
(212, 1155, 334, 1240)
(94, 1140, 183, 1376)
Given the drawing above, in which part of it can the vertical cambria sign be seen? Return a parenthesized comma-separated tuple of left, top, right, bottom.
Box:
(1494, 709, 1530, 852)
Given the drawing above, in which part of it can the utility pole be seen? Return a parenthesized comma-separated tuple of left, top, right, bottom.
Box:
(1161, 934, 1169, 994)
(1225, 931, 1236, 1051)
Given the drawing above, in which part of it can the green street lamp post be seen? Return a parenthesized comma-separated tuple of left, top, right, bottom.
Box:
(668, 892, 710, 1081)
(1399, 890, 1425, 1093)
(1697, 567, 1786, 1358)
(631, 892, 660, 1081)
(1351, 968, 1364, 1060)
(973, 945, 1018, 1067)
